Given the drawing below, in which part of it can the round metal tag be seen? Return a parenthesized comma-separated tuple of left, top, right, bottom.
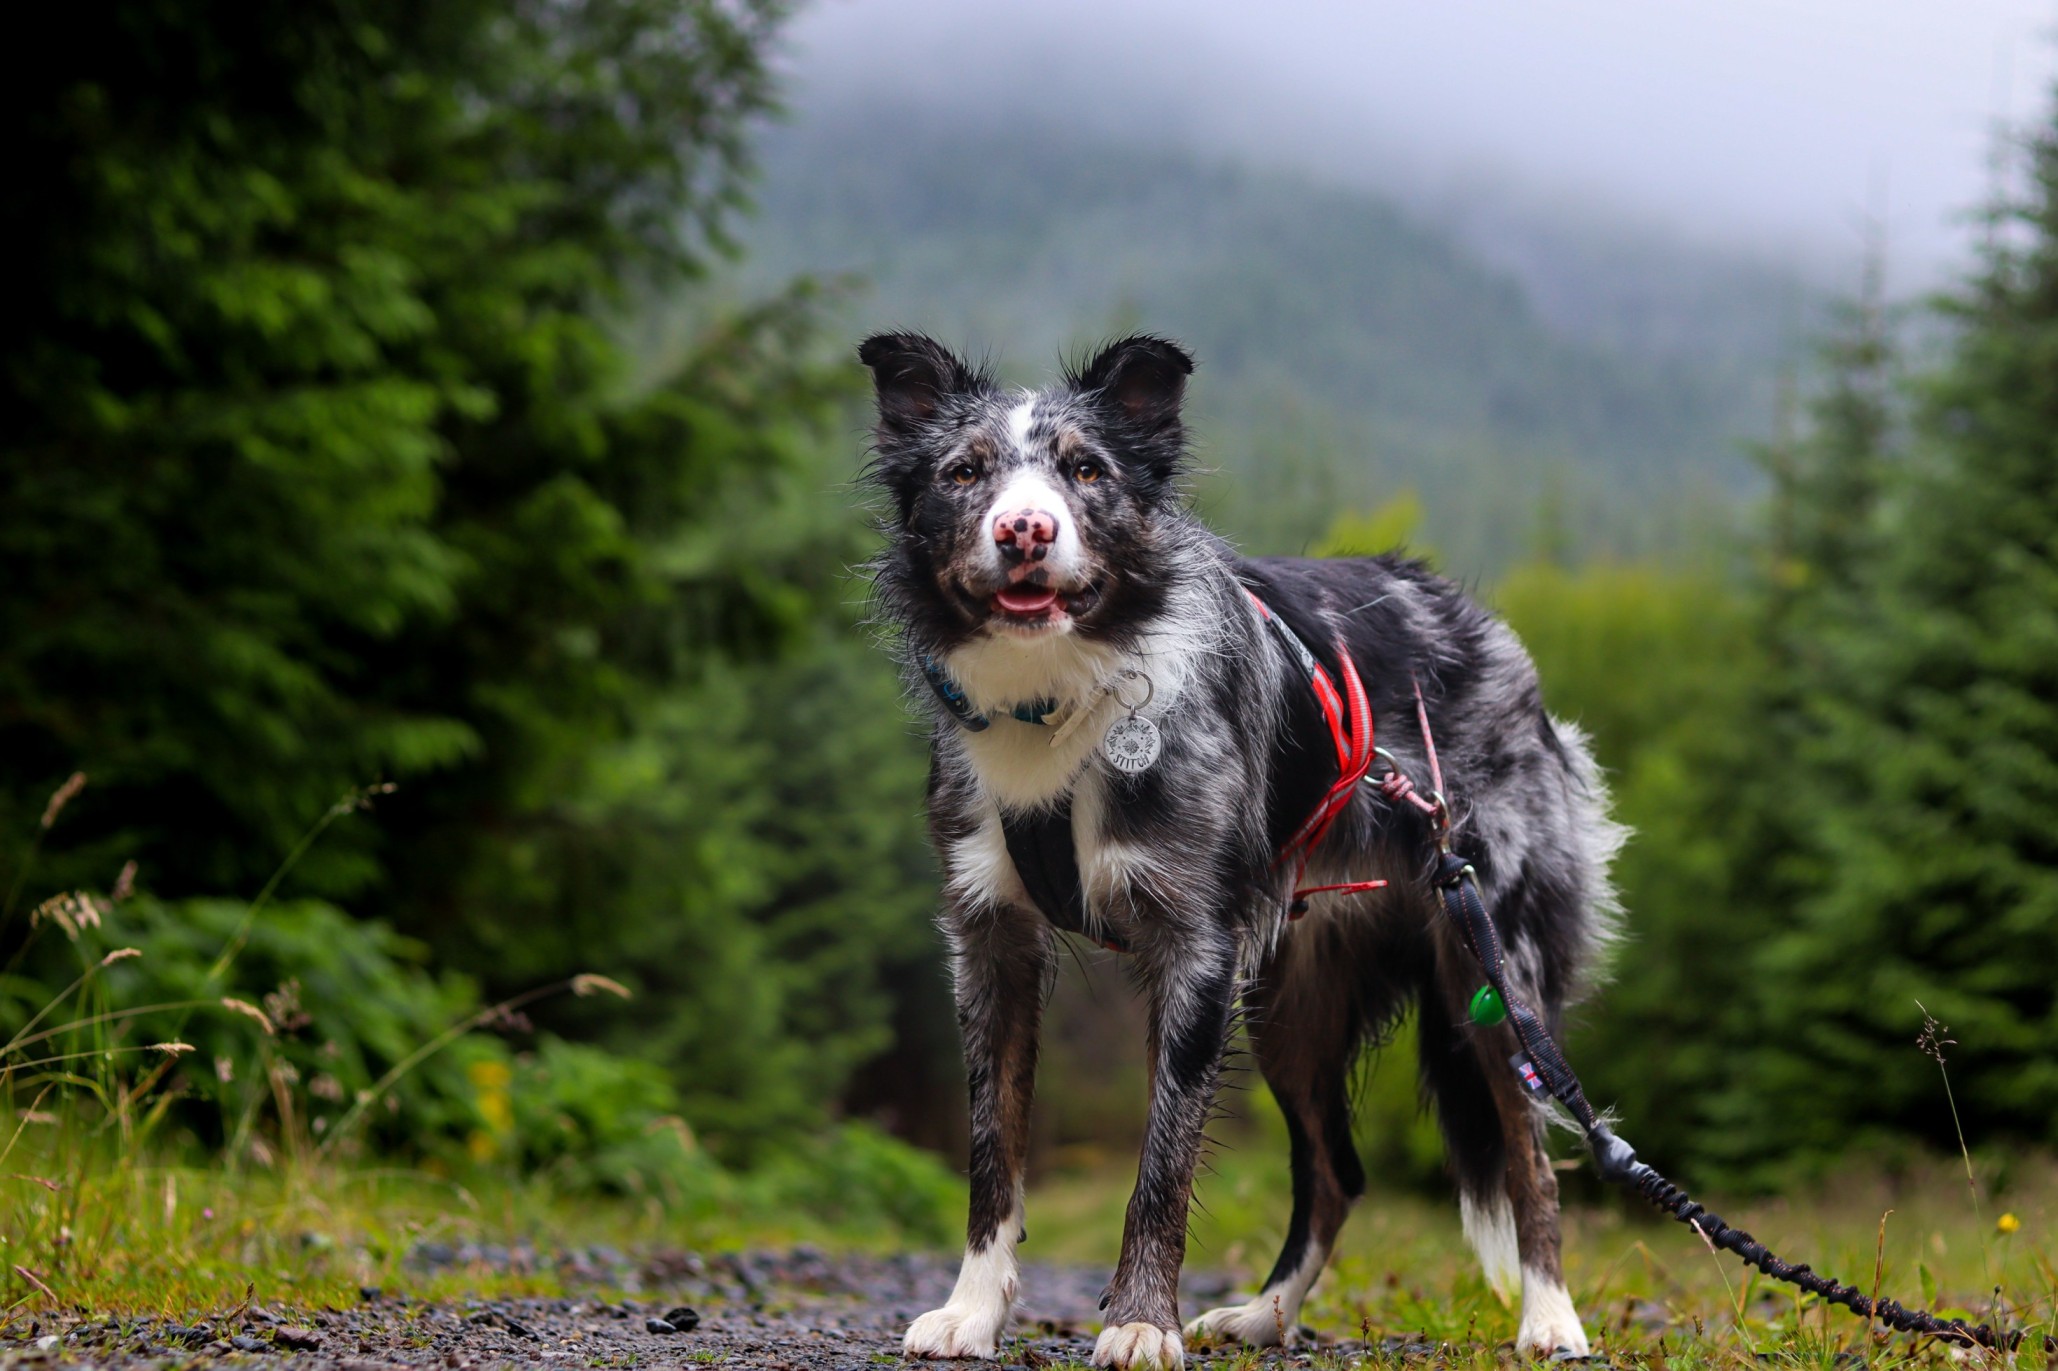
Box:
(1102, 715, 1162, 774)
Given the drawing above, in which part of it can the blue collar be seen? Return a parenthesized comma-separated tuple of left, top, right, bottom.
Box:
(921, 657, 1057, 731)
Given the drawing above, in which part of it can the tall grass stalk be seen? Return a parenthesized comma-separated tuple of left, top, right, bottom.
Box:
(0, 772, 85, 927)
(201, 782, 395, 990)
(316, 974, 630, 1161)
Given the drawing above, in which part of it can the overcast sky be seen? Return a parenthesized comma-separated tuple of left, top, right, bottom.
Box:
(777, 0, 2058, 286)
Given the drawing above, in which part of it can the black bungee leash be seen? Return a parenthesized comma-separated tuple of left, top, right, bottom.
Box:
(1394, 681, 2041, 1353)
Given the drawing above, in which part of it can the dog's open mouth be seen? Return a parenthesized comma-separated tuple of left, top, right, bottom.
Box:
(989, 582, 1098, 627)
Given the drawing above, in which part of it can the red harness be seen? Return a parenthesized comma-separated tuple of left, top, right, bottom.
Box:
(1246, 590, 1391, 915)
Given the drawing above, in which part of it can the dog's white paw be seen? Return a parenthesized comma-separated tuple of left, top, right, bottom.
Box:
(1515, 1271, 1589, 1358)
(1092, 1322, 1184, 1369)
(903, 1303, 1007, 1360)
(1184, 1295, 1293, 1347)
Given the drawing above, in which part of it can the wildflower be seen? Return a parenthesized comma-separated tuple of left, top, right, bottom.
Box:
(468, 1058, 514, 1138)
(149, 1042, 195, 1056)
(1997, 1213, 2021, 1235)
(111, 859, 137, 902)
(262, 980, 311, 1033)
(215, 1056, 235, 1084)
(1916, 1002, 1955, 1064)
(100, 947, 140, 967)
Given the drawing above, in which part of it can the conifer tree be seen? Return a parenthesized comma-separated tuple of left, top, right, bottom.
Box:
(1, 0, 948, 1153)
(1714, 122, 2058, 1175)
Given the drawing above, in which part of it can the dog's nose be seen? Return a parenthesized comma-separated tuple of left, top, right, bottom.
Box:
(993, 508, 1059, 563)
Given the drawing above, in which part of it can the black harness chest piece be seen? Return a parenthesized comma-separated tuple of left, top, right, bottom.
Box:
(999, 799, 1110, 948)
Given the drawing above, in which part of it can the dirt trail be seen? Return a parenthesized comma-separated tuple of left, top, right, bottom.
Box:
(1, 1249, 1436, 1369)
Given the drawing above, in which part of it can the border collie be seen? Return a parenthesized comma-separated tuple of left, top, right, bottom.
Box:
(859, 333, 1620, 1369)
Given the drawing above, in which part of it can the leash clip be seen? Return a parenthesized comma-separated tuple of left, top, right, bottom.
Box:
(1367, 745, 1451, 848)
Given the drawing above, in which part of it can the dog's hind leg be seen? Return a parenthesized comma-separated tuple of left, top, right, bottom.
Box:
(1185, 933, 1367, 1349)
(1421, 950, 1589, 1356)
(904, 912, 1054, 1361)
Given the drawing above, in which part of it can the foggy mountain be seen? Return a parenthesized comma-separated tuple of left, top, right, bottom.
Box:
(736, 102, 1824, 569)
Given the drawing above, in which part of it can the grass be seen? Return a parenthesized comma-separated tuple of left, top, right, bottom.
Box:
(1023, 1091, 2058, 1368)
(10, 1094, 2055, 1368)
(4, 1083, 2056, 1369)
(0, 1139, 941, 1323)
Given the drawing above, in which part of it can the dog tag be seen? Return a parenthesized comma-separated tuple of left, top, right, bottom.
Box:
(1102, 715, 1161, 774)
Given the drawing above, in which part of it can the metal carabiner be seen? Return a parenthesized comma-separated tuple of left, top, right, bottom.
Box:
(1364, 747, 1452, 849)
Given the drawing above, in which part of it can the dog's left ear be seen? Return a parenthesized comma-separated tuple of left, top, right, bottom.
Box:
(1075, 335, 1194, 431)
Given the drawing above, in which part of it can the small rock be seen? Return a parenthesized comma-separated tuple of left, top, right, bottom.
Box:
(35, 1335, 60, 1351)
(232, 1335, 271, 1352)
(645, 1318, 679, 1335)
(274, 1326, 322, 1350)
(359, 1286, 383, 1304)
(662, 1307, 701, 1332)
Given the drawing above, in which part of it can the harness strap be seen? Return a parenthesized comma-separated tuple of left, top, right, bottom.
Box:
(1246, 591, 1386, 910)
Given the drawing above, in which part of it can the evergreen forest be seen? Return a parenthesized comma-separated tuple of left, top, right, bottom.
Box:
(5, 0, 2057, 1263)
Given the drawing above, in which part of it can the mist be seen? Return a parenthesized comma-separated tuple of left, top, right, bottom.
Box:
(779, 0, 2058, 289)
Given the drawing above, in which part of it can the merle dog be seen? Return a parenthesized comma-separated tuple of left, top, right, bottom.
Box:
(859, 334, 1620, 1369)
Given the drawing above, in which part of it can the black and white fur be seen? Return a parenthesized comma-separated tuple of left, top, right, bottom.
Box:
(859, 334, 1621, 1369)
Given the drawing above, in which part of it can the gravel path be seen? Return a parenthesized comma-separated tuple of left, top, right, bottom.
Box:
(0, 1249, 1443, 1369)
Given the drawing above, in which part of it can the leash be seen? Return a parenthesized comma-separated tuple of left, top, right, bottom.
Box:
(1391, 680, 2042, 1354)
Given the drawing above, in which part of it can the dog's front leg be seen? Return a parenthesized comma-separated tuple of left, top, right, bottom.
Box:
(1095, 925, 1239, 1371)
(904, 911, 1052, 1361)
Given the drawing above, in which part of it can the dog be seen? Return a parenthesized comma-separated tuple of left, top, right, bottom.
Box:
(858, 333, 1621, 1369)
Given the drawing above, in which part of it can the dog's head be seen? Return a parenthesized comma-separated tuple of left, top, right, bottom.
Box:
(859, 333, 1195, 652)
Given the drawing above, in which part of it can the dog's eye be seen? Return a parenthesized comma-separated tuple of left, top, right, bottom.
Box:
(1072, 460, 1104, 484)
(946, 463, 979, 486)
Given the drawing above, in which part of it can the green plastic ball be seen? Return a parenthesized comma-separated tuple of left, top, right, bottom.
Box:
(1468, 985, 1507, 1027)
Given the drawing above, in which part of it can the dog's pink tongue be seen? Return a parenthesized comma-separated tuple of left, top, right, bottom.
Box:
(995, 585, 1060, 615)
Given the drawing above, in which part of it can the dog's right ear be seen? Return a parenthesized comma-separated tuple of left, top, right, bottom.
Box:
(858, 333, 979, 430)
